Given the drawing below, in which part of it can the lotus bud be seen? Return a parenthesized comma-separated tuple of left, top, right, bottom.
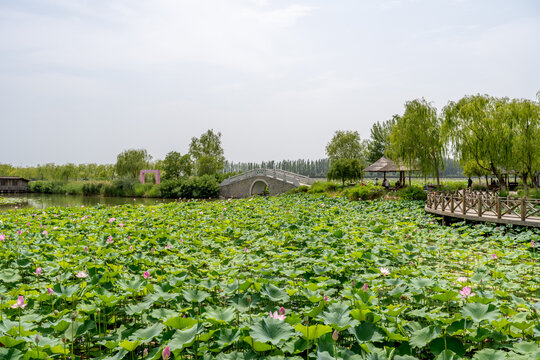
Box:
(35, 334, 40, 343)
(54, 310, 59, 317)
(143, 348, 148, 357)
(162, 345, 171, 360)
(332, 330, 338, 341)
(71, 312, 77, 321)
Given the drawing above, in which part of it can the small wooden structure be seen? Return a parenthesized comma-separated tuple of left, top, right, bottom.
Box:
(363, 156, 415, 186)
(0, 176, 30, 193)
(426, 189, 540, 228)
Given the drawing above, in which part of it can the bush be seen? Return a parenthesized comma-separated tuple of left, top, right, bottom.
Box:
(134, 183, 153, 197)
(81, 181, 107, 196)
(439, 181, 467, 193)
(308, 181, 339, 194)
(146, 185, 162, 198)
(29, 180, 66, 194)
(64, 182, 84, 195)
(397, 186, 427, 201)
(472, 184, 488, 191)
(103, 177, 137, 197)
(343, 184, 385, 201)
(159, 176, 220, 199)
(287, 185, 309, 194)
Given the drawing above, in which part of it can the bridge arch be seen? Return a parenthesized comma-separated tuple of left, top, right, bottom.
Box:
(249, 179, 269, 196)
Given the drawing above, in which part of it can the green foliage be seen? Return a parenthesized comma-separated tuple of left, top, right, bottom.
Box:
(189, 129, 225, 175)
(327, 158, 363, 185)
(307, 181, 338, 194)
(342, 184, 385, 201)
(366, 117, 396, 164)
(115, 149, 152, 178)
(0, 196, 538, 358)
(160, 175, 220, 199)
(162, 151, 193, 180)
(326, 130, 367, 164)
(472, 184, 488, 191)
(396, 186, 427, 200)
(389, 98, 446, 184)
(462, 160, 490, 180)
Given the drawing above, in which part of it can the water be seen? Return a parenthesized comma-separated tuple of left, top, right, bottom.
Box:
(0, 193, 175, 210)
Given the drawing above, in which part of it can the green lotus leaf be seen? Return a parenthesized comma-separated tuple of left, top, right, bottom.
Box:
(0, 335, 26, 348)
(215, 328, 241, 348)
(512, 341, 540, 356)
(318, 302, 358, 330)
(260, 283, 290, 302)
(471, 349, 507, 360)
(243, 336, 273, 352)
(0, 269, 21, 283)
(250, 318, 294, 345)
(205, 306, 236, 323)
(119, 339, 140, 352)
(164, 316, 198, 330)
(294, 323, 332, 340)
(167, 325, 197, 352)
(460, 303, 500, 323)
(129, 323, 165, 343)
(182, 288, 210, 303)
(434, 350, 461, 360)
(409, 325, 441, 348)
(348, 323, 385, 344)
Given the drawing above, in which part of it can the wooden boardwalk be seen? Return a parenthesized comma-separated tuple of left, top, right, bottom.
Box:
(425, 190, 540, 228)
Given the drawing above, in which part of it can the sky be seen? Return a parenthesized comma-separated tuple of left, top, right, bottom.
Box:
(1, 0, 539, 166)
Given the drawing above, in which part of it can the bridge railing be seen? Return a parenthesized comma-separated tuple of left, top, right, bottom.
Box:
(426, 189, 540, 222)
(220, 168, 315, 187)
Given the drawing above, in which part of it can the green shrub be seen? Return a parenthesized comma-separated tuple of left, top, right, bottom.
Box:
(159, 176, 219, 199)
(64, 182, 84, 195)
(343, 184, 385, 201)
(134, 183, 153, 197)
(192, 175, 220, 198)
(472, 184, 488, 191)
(397, 186, 427, 200)
(29, 180, 66, 194)
(439, 181, 467, 193)
(145, 185, 161, 198)
(81, 181, 107, 196)
(308, 181, 339, 194)
(288, 185, 309, 194)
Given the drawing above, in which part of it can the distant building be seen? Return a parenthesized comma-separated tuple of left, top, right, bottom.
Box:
(0, 177, 30, 193)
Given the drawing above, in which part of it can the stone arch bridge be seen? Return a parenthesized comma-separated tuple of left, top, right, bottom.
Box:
(219, 169, 316, 198)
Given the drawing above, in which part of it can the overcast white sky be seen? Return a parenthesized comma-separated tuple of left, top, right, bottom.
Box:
(1, 0, 539, 166)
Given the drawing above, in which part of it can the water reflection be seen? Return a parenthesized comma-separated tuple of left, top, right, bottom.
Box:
(0, 193, 175, 210)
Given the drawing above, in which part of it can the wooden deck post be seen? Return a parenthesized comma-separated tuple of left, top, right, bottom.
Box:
(450, 195, 454, 213)
(521, 197, 526, 222)
(478, 195, 483, 217)
(496, 196, 502, 219)
(462, 192, 467, 215)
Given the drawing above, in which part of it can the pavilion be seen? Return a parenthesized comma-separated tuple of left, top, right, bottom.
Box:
(363, 156, 416, 187)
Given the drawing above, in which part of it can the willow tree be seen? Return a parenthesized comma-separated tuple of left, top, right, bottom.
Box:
(509, 98, 540, 193)
(389, 99, 445, 185)
(443, 95, 513, 189)
(366, 116, 397, 164)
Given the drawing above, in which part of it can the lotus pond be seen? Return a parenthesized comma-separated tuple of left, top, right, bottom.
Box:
(0, 195, 538, 360)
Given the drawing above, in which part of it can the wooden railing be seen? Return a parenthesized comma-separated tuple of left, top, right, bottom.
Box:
(426, 190, 540, 226)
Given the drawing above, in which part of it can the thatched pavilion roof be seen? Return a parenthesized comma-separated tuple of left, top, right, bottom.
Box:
(363, 156, 415, 172)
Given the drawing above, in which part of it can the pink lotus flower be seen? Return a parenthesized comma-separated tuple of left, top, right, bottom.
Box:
(84, 246, 88, 253)
(42, 230, 48, 235)
(244, 246, 248, 252)
(166, 244, 171, 250)
(17, 230, 22, 235)
(491, 254, 497, 259)
(11, 296, 27, 309)
(456, 277, 468, 283)
(35, 267, 42, 276)
(269, 311, 286, 321)
(75, 271, 88, 278)
(362, 283, 369, 292)
(119, 223, 124, 228)
(151, 247, 155, 253)
(143, 348, 148, 357)
(109, 218, 115, 223)
(144, 271, 151, 279)
(0, 234, 5, 241)
(47, 288, 54, 295)
(129, 245, 133, 251)
(332, 330, 338, 341)
(380, 267, 390, 276)
(459, 286, 475, 298)
(162, 345, 170, 360)
(279, 307, 286, 315)
(106, 235, 113, 244)
(324, 296, 328, 301)
(531, 240, 536, 248)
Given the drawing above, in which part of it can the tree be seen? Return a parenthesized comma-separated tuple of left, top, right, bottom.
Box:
(325, 130, 367, 165)
(462, 159, 490, 185)
(389, 99, 446, 185)
(327, 158, 363, 185)
(115, 149, 152, 178)
(366, 116, 396, 164)
(189, 129, 225, 176)
(508, 98, 540, 193)
(162, 151, 193, 180)
(443, 95, 513, 189)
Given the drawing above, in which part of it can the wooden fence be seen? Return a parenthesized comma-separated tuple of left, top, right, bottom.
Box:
(425, 190, 540, 227)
